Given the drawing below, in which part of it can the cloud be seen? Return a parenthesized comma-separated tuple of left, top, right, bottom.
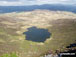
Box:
(0, 0, 19, 2)
(0, 0, 76, 6)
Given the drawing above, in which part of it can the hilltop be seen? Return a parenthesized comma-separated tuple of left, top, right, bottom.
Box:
(0, 10, 76, 57)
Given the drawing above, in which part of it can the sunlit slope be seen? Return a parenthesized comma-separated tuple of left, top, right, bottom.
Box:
(0, 10, 76, 57)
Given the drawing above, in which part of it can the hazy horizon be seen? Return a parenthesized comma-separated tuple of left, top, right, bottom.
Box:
(0, 0, 76, 6)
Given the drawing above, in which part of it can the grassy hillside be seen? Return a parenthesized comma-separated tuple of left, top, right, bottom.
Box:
(0, 10, 76, 57)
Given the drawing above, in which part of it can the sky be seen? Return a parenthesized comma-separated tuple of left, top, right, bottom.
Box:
(0, 0, 76, 6)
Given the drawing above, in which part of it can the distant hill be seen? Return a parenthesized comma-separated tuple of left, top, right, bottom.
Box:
(0, 4, 76, 13)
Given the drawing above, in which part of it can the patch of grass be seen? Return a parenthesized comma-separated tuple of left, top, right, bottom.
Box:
(0, 53, 18, 57)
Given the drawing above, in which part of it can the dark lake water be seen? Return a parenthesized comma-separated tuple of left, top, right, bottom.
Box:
(23, 27, 51, 42)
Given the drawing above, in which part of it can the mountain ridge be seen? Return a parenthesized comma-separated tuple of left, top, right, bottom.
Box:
(0, 4, 76, 13)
